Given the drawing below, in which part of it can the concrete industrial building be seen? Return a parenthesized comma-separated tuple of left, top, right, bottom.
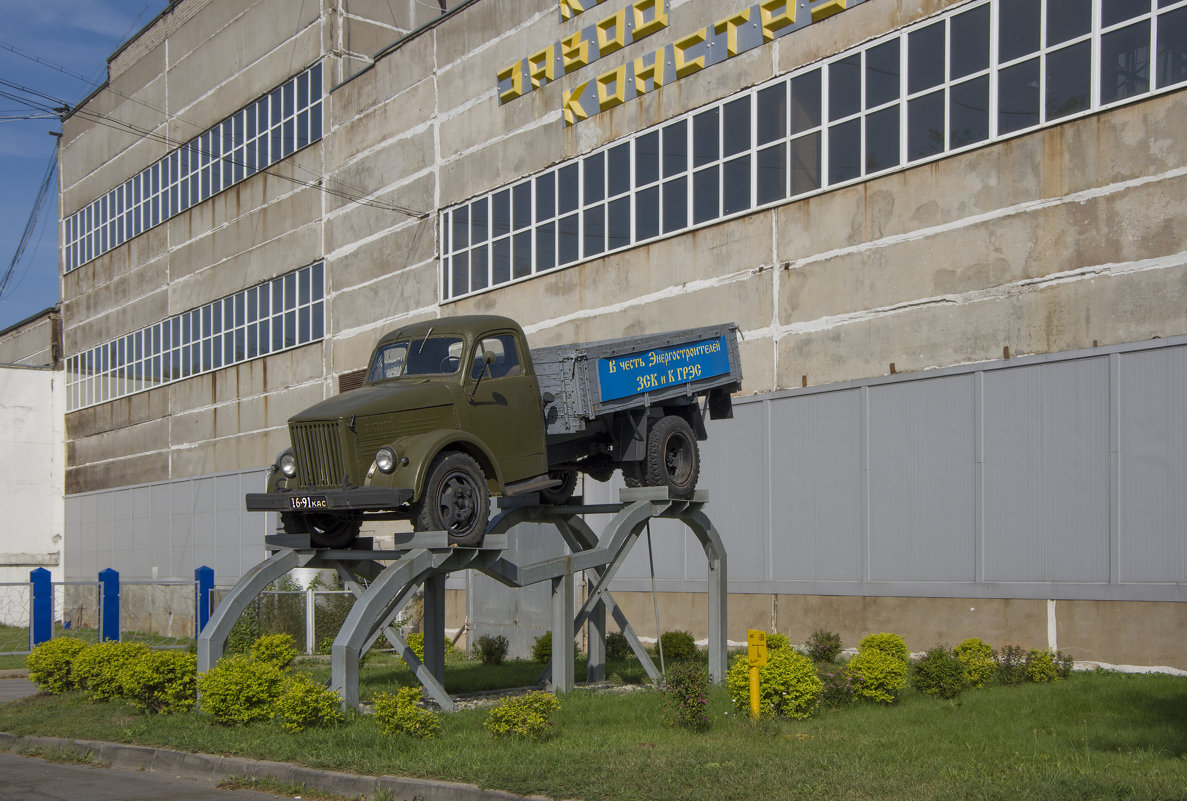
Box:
(55, 0, 1187, 667)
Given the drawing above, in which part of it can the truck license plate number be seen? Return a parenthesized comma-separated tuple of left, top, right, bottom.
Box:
(289, 495, 328, 510)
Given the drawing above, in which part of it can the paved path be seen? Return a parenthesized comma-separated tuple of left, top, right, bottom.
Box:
(0, 678, 37, 703)
(0, 751, 285, 801)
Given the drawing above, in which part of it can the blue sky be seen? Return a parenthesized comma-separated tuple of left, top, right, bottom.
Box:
(0, 0, 170, 332)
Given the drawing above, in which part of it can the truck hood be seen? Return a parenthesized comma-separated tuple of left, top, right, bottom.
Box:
(288, 381, 455, 423)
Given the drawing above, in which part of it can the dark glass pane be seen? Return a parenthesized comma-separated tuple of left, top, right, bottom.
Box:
(950, 76, 989, 147)
(791, 133, 821, 196)
(757, 83, 787, 145)
(998, 0, 1040, 63)
(909, 21, 946, 94)
(999, 58, 1040, 134)
(512, 181, 531, 230)
(583, 205, 605, 257)
(471, 197, 488, 243)
(451, 252, 468, 296)
(535, 172, 555, 220)
(1157, 7, 1187, 89)
(723, 96, 750, 156)
(536, 222, 555, 270)
(636, 185, 659, 240)
(865, 106, 900, 173)
(559, 213, 580, 264)
(1045, 41, 1091, 120)
(906, 90, 944, 160)
(1101, 22, 1150, 104)
(757, 143, 787, 204)
(558, 164, 579, 214)
(866, 39, 900, 108)
(722, 155, 751, 215)
(452, 207, 468, 250)
(662, 120, 687, 177)
(312, 301, 324, 341)
(492, 189, 511, 236)
(492, 238, 511, 284)
(608, 143, 631, 196)
(636, 131, 660, 185)
(952, 3, 991, 76)
(1047, 0, 1092, 46)
(693, 167, 719, 224)
(584, 151, 604, 205)
(471, 245, 488, 291)
(312, 262, 324, 301)
(662, 176, 687, 233)
(608, 196, 630, 250)
(791, 70, 822, 134)
(693, 108, 719, 168)
(829, 54, 861, 120)
(828, 119, 861, 184)
(512, 231, 532, 278)
(1102, 0, 1147, 27)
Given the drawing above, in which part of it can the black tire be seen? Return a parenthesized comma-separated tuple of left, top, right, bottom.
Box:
(411, 451, 490, 546)
(281, 512, 361, 549)
(621, 461, 644, 488)
(539, 470, 578, 505)
(642, 414, 700, 498)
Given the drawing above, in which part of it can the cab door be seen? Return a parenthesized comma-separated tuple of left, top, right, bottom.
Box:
(464, 330, 549, 482)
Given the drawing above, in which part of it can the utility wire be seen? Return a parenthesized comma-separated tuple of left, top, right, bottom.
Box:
(1, 147, 56, 300)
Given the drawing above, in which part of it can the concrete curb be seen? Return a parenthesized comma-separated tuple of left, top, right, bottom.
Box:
(0, 732, 553, 801)
(0, 669, 29, 679)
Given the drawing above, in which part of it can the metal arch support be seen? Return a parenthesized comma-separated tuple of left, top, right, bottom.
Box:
(198, 548, 310, 673)
(672, 506, 729, 684)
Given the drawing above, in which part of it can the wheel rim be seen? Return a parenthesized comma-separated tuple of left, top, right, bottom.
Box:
(437, 469, 480, 534)
(664, 432, 694, 486)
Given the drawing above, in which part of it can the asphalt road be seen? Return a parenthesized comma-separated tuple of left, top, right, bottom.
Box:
(0, 751, 288, 801)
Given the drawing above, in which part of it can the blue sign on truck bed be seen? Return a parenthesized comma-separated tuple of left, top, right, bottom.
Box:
(596, 334, 734, 402)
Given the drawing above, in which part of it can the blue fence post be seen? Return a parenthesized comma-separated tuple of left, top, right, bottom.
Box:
(99, 568, 120, 642)
(30, 567, 51, 646)
(195, 565, 214, 637)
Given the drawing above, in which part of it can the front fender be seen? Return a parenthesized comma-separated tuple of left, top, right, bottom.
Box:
(364, 430, 504, 501)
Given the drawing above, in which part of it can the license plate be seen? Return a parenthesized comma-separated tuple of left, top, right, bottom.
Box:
(289, 495, 328, 510)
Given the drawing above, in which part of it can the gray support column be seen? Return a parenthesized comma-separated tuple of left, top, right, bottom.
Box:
(549, 570, 574, 692)
(586, 589, 606, 683)
(422, 573, 447, 688)
(681, 508, 728, 684)
(198, 549, 300, 673)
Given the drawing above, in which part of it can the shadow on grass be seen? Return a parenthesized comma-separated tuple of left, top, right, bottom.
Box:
(1087, 672, 1187, 758)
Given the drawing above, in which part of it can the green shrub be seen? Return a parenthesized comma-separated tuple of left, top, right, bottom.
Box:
(484, 691, 561, 739)
(1025, 648, 1074, 683)
(846, 649, 908, 704)
(530, 631, 579, 664)
(121, 650, 196, 715)
(274, 674, 344, 733)
(198, 654, 286, 725)
(606, 631, 631, 661)
(73, 641, 149, 703)
(225, 603, 261, 657)
(661, 661, 710, 732)
(407, 632, 425, 661)
(806, 629, 843, 663)
(765, 632, 792, 652)
(996, 645, 1028, 686)
(472, 634, 509, 666)
(954, 638, 996, 688)
(250, 633, 297, 671)
(26, 637, 88, 694)
(818, 665, 859, 707)
(857, 632, 909, 664)
(659, 630, 699, 662)
(911, 646, 968, 700)
(373, 686, 441, 738)
(726, 648, 822, 719)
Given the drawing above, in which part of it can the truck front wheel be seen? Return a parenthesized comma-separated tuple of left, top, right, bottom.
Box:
(281, 512, 361, 549)
(412, 451, 490, 546)
(643, 415, 700, 499)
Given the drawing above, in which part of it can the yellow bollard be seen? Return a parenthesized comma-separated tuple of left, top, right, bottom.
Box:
(747, 630, 767, 720)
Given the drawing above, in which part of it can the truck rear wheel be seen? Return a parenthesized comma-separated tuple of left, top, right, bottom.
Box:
(643, 415, 699, 499)
(539, 470, 577, 505)
(412, 451, 489, 546)
(281, 512, 361, 549)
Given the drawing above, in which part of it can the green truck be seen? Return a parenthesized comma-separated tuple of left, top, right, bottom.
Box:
(245, 314, 742, 547)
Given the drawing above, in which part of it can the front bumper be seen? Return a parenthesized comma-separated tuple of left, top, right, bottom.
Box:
(245, 487, 414, 513)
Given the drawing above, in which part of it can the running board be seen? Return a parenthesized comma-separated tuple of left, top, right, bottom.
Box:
(503, 474, 562, 496)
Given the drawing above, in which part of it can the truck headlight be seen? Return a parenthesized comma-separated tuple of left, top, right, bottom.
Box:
(279, 452, 297, 478)
(375, 447, 397, 474)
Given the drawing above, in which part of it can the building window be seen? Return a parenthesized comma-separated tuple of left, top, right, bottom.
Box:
(441, 0, 1187, 302)
(65, 262, 324, 412)
(62, 62, 324, 274)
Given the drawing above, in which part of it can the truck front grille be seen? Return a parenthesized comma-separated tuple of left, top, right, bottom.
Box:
(291, 421, 345, 488)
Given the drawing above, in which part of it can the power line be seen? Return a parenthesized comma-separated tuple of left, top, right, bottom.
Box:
(1, 146, 56, 300)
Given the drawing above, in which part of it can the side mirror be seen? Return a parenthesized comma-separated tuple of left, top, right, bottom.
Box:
(542, 392, 555, 405)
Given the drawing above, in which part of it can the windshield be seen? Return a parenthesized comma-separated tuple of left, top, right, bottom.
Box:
(367, 336, 464, 381)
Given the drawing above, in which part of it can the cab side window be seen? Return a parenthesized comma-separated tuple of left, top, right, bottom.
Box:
(473, 334, 522, 379)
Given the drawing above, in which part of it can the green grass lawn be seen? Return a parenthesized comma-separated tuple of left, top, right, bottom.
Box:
(2, 663, 1185, 801)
